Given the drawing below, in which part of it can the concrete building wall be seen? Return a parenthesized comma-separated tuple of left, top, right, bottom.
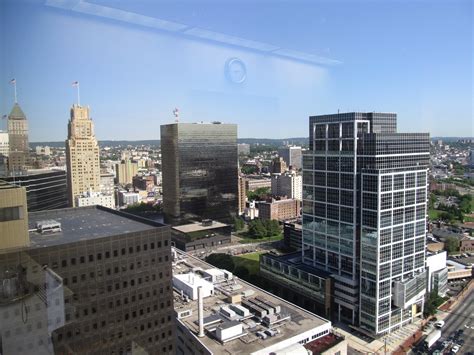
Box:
(0, 183, 29, 249)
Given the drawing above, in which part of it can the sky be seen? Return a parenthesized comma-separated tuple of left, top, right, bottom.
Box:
(0, 0, 472, 141)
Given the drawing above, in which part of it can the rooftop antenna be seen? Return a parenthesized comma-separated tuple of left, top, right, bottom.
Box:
(72, 81, 80, 106)
(9, 79, 17, 103)
(173, 108, 179, 123)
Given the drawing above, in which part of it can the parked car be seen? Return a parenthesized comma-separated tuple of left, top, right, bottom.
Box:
(451, 345, 460, 354)
(435, 320, 445, 328)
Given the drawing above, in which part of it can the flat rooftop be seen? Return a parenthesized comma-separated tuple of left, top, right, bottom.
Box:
(172, 220, 228, 234)
(172, 249, 330, 354)
(28, 205, 164, 248)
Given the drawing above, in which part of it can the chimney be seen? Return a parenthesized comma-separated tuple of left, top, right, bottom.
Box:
(198, 286, 205, 337)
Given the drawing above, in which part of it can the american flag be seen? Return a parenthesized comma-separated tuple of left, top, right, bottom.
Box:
(9, 79, 16, 84)
(72, 81, 79, 87)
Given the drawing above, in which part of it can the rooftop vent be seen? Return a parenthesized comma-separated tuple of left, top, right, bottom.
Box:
(36, 220, 62, 234)
(201, 219, 213, 227)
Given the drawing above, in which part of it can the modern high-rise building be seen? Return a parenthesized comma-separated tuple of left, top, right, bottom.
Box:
(7, 103, 29, 173)
(238, 175, 247, 215)
(161, 122, 238, 225)
(278, 146, 302, 170)
(302, 112, 430, 335)
(2, 169, 68, 211)
(66, 104, 101, 207)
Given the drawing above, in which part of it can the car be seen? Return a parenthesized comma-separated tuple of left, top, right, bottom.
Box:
(458, 339, 464, 345)
(442, 341, 450, 348)
(451, 345, 460, 354)
(435, 320, 445, 328)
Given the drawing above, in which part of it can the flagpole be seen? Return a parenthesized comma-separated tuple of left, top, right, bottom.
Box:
(13, 81, 17, 103)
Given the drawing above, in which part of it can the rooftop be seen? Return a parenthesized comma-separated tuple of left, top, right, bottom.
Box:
(28, 205, 165, 248)
(172, 249, 330, 354)
(304, 332, 345, 354)
(172, 220, 229, 234)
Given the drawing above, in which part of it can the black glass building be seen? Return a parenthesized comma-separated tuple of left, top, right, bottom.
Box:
(161, 122, 238, 225)
(2, 169, 68, 211)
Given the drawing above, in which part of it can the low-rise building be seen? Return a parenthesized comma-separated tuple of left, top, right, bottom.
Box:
(76, 190, 115, 209)
(118, 191, 140, 206)
(172, 248, 340, 355)
(259, 252, 333, 319)
(283, 222, 302, 251)
(258, 199, 300, 221)
(245, 177, 271, 191)
(100, 172, 115, 196)
(171, 220, 231, 252)
(271, 171, 302, 200)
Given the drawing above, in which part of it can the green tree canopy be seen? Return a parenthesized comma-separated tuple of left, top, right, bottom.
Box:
(205, 253, 235, 272)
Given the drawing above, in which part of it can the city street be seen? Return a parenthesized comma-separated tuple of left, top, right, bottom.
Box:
(435, 287, 474, 354)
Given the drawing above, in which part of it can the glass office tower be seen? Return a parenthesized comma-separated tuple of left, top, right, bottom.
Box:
(161, 122, 238, 225)
(302, 112, 430, 335)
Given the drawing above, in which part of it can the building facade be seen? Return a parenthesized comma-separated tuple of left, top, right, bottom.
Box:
(0, 205, 175, 354)
(7, 103, 29, 173)
(116, 160, 139, 185)
(2, 169, 68, 212)
(302, 112, 429, 335)
(0, 180, 29, 250)
(100, 172, 115, 196)
(258, 198, 300, 221)
(75, 190, 115, 209)
(271, 171, 302, 200)
(278, 146, 302, 171)
(161, 122, 238, 225)
(238, 175, 247, 215)
(66, 105, 101, 207)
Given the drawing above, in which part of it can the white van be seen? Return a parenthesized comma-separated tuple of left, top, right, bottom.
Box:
(434, 320, 445, 328)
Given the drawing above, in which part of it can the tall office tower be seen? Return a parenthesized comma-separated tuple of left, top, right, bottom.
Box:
(116, 159, 139, 185)
(161, 122, 238, 225)
(66, 104, 101, 207)
(303, 112, 429, 335)
(278, 145, 302, 170)
(238, 175, 247, 215)
(7, 103, 29, 173)
(271, 170, 302, 200)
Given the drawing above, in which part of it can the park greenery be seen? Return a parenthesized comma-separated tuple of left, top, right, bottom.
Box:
(233, 217, 245, 231)
(429, 189, 473, 223)
(247, 219, 281, 239)
(246, 187, 271, 201)
(125, 202, 163, 213)
(444, 236, 460, 253)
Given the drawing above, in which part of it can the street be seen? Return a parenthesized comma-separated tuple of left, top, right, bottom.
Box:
(434, 287, 474, 354)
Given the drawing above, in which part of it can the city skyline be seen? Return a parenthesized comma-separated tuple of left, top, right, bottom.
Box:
(0, 0, 472, 142)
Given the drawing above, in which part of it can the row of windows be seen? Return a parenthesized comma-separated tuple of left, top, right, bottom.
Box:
(52, 240, 168, 268)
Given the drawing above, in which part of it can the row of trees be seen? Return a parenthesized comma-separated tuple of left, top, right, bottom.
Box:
(246, 187, 271, 201)
(247, 219, 280, 239)
(204, 253, 251, 279)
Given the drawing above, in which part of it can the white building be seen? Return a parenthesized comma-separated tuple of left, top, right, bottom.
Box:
(271, 171, 302, 200)
(0, 130, 9, 157)
(171, 248, 339, 355)
(426, 251, 448, 297)
(75, 190, 115, 209)
(118, 191, 140, 206)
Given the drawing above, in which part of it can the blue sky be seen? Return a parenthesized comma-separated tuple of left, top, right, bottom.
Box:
(0, 0, 472, 141)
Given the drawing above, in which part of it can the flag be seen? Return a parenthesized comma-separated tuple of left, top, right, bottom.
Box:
(2, 115, 7, 120)
(72, 81, 79, 87)
(9, 79, 16, 84)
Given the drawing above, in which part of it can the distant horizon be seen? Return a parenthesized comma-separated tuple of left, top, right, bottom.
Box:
(28, 135, 474, 146)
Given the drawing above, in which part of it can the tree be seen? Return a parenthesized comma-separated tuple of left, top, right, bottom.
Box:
(205, 254, 235, 272)
(444, 236, 459, 253)
(424, 290, 445, 318)
(233, 217, 245, 231)
(233, 265, 249, 279)
(247, 187, 271, 201)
